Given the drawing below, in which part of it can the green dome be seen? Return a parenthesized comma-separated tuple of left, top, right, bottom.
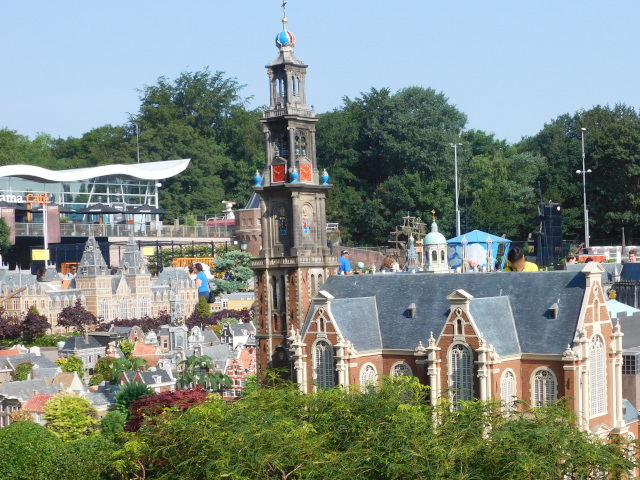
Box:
(424, 221, 447, 245)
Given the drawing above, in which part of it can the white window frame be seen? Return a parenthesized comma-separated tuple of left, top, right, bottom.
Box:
(360, 363, 378, 393)
(390, 361, 412, 377)
(531, 367, 557, 407)
(589, 334, 607, 417)
(500, 368, 517, 411)
(448, 343, 473, 407)
(313, 339, 334, 390)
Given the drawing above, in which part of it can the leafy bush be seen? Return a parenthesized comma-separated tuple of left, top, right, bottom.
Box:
(88, 372, 105, 387)
(47, 436, 118, 480)
(10, 408, 34, 423)
(55, 355, 84, 377)
(44, 394, 99, 442)
(0, 421, 60, 479)
(13, 361, 33, 381)
(100, 410, 128, 443)
(114, 382, 153, 415)
(31, 332, 81, 347)
(125, 386, 209, 432)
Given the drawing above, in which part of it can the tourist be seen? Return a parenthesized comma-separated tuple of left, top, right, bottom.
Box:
(629, 249, 637, 263)
(503, 247, 539, 272)
(36, 268, 46, 282)
(380, 256, 396, 273)
(566, 253, 577, 265)
(338, 250, 352, 275)
(468, 258, 479, 272)
(194, 263, 210, 300)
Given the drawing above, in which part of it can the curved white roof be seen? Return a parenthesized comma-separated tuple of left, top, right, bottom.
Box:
(0, 159, 190, 183)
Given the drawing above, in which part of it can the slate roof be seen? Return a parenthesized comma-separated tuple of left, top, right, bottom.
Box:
(565, 262, 621, 285)
(120, 236, 147, 275)
(123, 369, 173, 385)
(31, 367, 62, 381)
(303, 297, 382, 352)
(86, 383, 121, 408)
(203, 328, 219, 345)
(2, 353, 58, 370)
(202, 344, 234, 370)
(0, 379, 62, 401)
(76, 233, 109, 278)
(314, 270, 588, 355)
(617, 263, 640, 283)
(62, 335, 103, 351)
(623, 399, 640, 424)
(468, 296, 520, 355)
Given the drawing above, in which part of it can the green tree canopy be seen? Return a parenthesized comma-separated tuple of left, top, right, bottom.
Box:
(55, 355, 84, 378)
(0, 421, 60, 480)
(44, 394, 99, 442)
(114, 381, 154, 416)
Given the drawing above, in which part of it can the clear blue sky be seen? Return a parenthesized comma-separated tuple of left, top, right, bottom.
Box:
(1, 1, 638, 144)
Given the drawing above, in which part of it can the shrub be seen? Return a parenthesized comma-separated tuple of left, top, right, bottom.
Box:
(13, 361, 33, 381)
(100, 410, 127, 443)
(114, 382, 154, 415)
(0, 421, 60, 479)
(44, 394, 99, 442)
(47, 436, 117, 480)
(9, 408, 34, 423)
(196, 295, 212, 317)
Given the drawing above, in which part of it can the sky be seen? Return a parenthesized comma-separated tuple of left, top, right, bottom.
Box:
(1, 1, 639, 144)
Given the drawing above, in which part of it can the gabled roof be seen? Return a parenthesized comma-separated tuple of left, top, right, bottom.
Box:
(317, 270, 587, 354)
(123, 369, 173, 385)
(22, 393, 55, 412)
(2, 353, 58, 370)
(0, 379, 62, 401)
(77, 233, 108, 278)
(62, 335, 103, 351)
(51, 372, 80, 391)
(623, 399, 640, 424)
(32, 367, 62, 381)
(119, 236, 147, 275)
(469, 296, 520, 356)
(132, 343, 162, 356)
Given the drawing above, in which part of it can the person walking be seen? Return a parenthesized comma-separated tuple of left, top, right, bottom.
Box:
(194, 263, 210, 301)
(338, 250, 352, 275)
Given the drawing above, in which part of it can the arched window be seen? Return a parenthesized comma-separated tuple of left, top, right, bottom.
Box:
(318, 274, 323, 289)
(590, 335, 606, 416)
(360, 363, 377, 393)
(431, 250, 437, 261)
(594, 299, 600, 323)
(310, 274, 316, 296)
(441, 250, 446, 261)
(391, 362, 412, 377)
(101, 299, 109, 322)
(501, 370, 517, 411)
(532, 368, 557, 407)
(131, 306, 136, 319)
(295, 136, 300, 156)
(141, 298, 148, 318)
(119, 299, 128, 320)
(271, 276, 277, 309)
(456, 318, 463, 336)
(314, 340, 334, 389)
(449, 344, 473, 407)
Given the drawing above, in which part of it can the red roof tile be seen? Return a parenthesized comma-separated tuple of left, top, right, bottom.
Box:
(22, 393, 55, 412)
(0, 348, 21, 357)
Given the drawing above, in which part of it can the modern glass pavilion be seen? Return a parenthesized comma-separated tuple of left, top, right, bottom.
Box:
(0, 159, 190, 217)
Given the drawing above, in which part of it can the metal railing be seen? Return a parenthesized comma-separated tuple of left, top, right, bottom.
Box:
(13, 222, 236, 239)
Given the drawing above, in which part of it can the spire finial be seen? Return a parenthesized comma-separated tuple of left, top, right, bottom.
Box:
(281, 1, 288, 29)
(431, 209, 436, 223)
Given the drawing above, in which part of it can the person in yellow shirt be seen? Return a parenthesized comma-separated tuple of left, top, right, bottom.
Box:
(503, 247, 539, 272)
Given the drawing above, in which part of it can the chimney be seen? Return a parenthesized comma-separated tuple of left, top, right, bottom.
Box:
(33, 389, 38, 396)
(84, 328, 88, 344)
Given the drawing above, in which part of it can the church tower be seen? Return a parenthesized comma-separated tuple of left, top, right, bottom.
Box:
(252, 9, 339, 376)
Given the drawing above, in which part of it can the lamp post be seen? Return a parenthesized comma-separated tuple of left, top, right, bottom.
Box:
(240, 239, 248, 252)
(449, 142, 462, 237)
(154, 182, 162, 227)
(576, 128, 592, 248)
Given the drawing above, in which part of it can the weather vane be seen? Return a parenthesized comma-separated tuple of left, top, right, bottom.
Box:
(282, 1, 287, 16)
(431, 209, 436, 222)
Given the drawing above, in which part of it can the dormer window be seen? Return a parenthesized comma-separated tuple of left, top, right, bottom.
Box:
(407, 303, 417, 318)
(548, 303, 559, 320)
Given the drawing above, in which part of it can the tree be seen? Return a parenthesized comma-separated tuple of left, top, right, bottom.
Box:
(109, 356, 147, 385)
(55, 355, 84, 377)
(211, 250, 253, 293)
(0, 217, 12, 256)
(118, 339, 134, 360)
(0, 311, 22, 341)
(0, 421, 60, 480)
(91, 355, 117, 386)
(176, 354, 231, 391)
(44, 394, 99, 442)
(125, 386, 209, 432)
(13, 362, 33, 381)
(20, 308, 50, 341)
(9, 408, 34, 423)
(57, 300, 97, 332)
(100, 410, 127, 443)
(195, 295, 212, 317)
(45, 436, 118, 480)
(114, 382, 153, 415)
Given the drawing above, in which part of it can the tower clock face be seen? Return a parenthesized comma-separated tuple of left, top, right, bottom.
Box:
(299, 163, 312, 182)
(272, 164, 286, 183)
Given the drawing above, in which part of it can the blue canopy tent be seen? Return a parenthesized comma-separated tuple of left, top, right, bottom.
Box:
(447, 230, 512, 271)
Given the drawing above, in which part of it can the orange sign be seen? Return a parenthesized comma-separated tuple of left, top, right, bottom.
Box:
(26, 193, 50, 204)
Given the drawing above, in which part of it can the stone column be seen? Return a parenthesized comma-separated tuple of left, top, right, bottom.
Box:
(476, 337, 489, 402)
(288, 127, 296, 172)
(288, 327, 306, 393)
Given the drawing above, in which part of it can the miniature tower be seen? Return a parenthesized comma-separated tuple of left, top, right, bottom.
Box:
(252, 8, 339, 376)
(423, 210, 449, 273)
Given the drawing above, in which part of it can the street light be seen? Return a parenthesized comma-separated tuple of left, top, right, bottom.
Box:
(240, 239, 248, 252)
(448, 142, 462, 237)
(576, 127, 591, 248)
(154, 182, 162, 227)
